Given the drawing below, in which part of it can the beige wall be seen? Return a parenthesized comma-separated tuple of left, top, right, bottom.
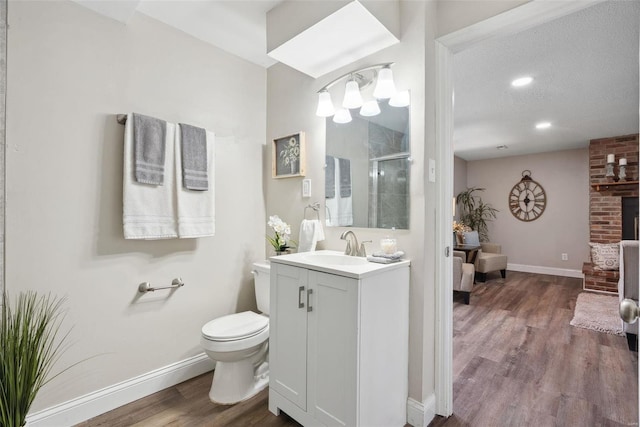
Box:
(7, 1, 266, 411)
(453, 156, 468, 220)
(466, 148, 590, 271)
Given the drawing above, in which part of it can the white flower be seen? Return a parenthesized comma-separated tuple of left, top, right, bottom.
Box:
(267, 215, 294, 250)
(268, 215, 282, 229)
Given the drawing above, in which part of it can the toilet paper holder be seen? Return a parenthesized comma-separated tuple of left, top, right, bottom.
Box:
(138, 278, 184, 293)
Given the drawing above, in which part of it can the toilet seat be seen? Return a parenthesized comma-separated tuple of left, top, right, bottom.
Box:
(202, 311, 268, 342)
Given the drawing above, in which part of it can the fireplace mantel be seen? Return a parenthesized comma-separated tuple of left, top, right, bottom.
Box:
(591, 181, 639, 192)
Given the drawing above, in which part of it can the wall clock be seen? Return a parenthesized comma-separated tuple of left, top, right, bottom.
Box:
(509, 170, 547, 222)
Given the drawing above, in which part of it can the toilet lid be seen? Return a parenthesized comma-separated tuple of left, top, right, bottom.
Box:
(202, 311, 268, 341)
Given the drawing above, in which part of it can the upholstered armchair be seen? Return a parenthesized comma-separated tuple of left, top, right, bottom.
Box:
(476, 243, 508, 282)
(462, 231, 508, 282)
(453, 250, 475, 304)
(619, 240, 639, 351)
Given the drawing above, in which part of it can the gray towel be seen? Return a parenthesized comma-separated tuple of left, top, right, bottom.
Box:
(367, 255, 401, 264)
(179, 123, 208, 191)
(325, 155, 335, 199)
(133, 113, 167, 185)
(372, 250, 405, 260)
(339, 158, 351, 197)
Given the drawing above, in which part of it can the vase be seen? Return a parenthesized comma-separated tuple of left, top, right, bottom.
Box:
(455, 232, 464, 245)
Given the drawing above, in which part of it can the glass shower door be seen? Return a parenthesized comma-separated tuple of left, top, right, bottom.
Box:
(369, 154, 410, 229)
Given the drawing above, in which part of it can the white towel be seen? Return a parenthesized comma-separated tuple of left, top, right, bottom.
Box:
(123, 115, 178, 239)
(336, 157, 353, 226)
(325, 157, 338, 226)
(336, 195, 353, 226)
(175, 125, 215, 238)
(298, 219, 325, 252)
(325, 197, 338, 227)
(324, 156, 352, 226)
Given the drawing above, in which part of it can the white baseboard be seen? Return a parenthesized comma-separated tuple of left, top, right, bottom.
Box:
(26, 353, 215, 426)
(508, 263, 583, 279)
(407, 394, 436, 427)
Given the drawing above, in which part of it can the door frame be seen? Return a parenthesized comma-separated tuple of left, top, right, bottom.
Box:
(434, 0, 607, 416)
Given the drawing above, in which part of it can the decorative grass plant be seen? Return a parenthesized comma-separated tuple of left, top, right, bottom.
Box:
(0, 292, 70, 427)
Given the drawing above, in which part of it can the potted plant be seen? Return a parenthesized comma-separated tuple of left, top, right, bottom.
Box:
(0, 292, 71, 427)
(266, 215, 296, 255)
(456, 187, 499, 242)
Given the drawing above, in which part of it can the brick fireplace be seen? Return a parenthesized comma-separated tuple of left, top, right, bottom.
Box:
(584, 133, 639, 293)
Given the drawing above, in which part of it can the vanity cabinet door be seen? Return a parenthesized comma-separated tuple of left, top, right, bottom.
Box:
(270, 264, 308, 411)
(307, 270, 358, 427)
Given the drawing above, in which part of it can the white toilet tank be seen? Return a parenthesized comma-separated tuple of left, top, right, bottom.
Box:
(252, 261, 270, 315)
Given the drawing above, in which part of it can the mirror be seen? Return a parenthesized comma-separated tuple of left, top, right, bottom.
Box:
(325, 100, 410, 229)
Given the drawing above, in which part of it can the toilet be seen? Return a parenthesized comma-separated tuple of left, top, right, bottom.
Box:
(200, 261, 270, 404)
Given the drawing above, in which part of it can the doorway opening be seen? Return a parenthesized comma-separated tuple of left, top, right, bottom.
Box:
(435, 0, 639, 422)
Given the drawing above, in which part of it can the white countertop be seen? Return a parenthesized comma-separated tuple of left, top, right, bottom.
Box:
(269, 250, 410, 279)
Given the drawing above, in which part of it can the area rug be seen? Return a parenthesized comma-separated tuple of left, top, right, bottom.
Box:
(570, 292, 624, 336)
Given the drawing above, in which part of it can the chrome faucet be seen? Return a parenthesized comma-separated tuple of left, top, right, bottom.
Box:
(358, 240, 372, 257)
(340, 231, 371, 257)
(340, 230, 359, 256)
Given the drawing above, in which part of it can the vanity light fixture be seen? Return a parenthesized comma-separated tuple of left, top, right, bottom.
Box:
(333, 108, 352, 124)
(316, 62, 406, 121)
(373, 64, 396, 99)
(389, 90, 410, 107)
(535, 121, 551, 129)
(360, 100, 381, 117)
(316, 89, 335, 117)
(511, 76, 533, 87)
(343, 77, 364, 109)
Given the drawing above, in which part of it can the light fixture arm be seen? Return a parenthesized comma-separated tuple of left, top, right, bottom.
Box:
(317, 62, 395, 93)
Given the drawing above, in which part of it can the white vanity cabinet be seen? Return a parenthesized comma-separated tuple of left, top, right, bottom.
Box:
(268, 252, 410, 427)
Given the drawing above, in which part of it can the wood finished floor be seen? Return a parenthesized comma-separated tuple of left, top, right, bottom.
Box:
(432, 271, 638, 427)
(77, 271, 638, 426)
(76, 377, 300, 427)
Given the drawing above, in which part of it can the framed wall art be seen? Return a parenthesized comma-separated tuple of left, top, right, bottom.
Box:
(272, 132, 306, 178)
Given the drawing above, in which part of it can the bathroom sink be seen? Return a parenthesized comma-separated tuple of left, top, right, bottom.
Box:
(301, 253, 369, 266)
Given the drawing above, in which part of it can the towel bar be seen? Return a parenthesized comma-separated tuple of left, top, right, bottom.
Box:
(304, 202, 320, 220)
(138, 278, 184, 293)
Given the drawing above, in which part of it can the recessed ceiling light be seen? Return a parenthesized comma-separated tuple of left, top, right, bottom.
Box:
(497, 145, 508, 150)
(536, 121, 551, 129)
(511, 76, 533, 87)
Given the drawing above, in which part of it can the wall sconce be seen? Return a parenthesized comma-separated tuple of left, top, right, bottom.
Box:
(315, 62, 410, 124)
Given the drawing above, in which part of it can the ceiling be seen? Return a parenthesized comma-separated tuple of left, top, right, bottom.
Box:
(453, 0, 639, 161)
(72, 0, 284, 67)
(75, 1, 639, 163)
